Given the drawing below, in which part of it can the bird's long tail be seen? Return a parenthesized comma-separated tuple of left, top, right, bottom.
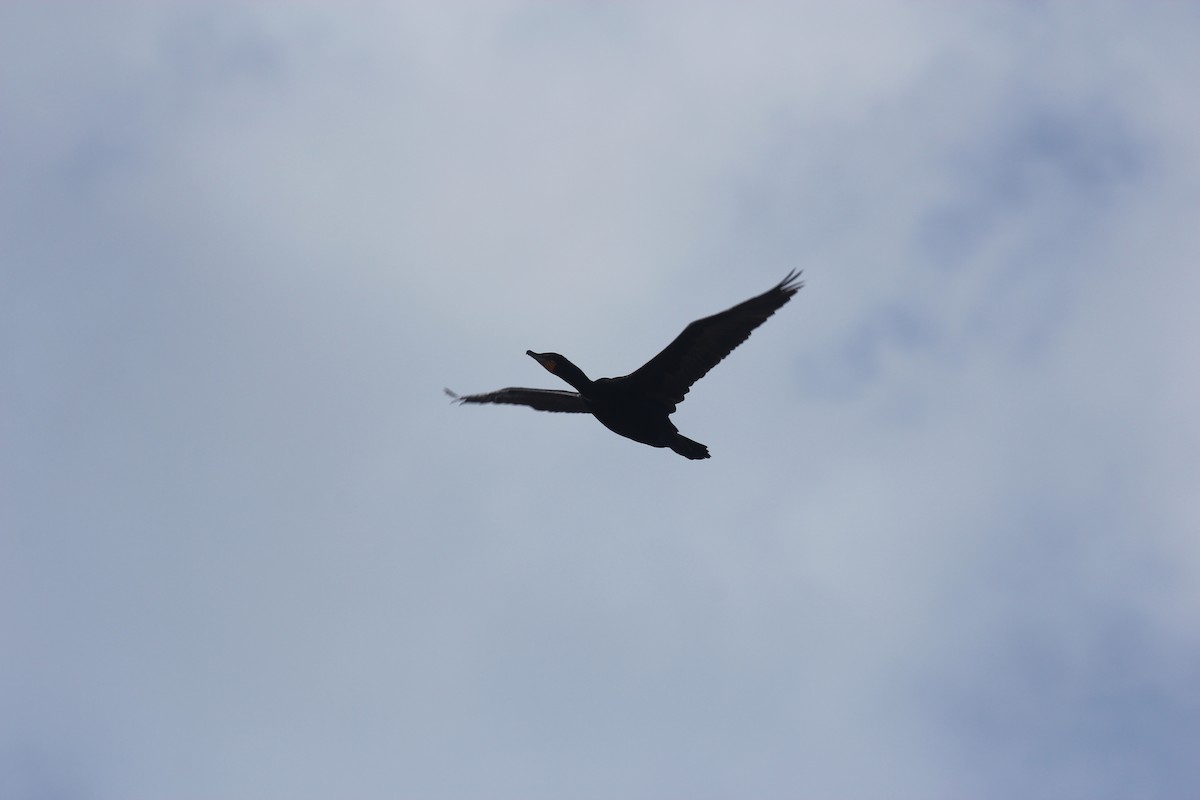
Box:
(670, 434, 710, 460)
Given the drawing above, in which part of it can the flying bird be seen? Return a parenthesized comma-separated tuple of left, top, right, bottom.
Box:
(446, 271, 803, 460)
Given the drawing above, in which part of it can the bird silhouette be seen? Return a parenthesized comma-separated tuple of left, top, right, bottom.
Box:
(446, 271, 803, 459)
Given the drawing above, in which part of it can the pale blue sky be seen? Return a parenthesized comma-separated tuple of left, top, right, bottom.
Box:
(3, 4, 1199, 799)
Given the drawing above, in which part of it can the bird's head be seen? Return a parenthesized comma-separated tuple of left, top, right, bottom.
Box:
(527, 350, 592, 391)
(526, 350, 563, 375)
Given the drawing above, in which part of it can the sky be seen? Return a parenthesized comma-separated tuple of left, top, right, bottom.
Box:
(3, 3, 1200, 799)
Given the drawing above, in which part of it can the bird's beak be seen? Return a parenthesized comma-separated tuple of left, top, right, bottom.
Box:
(526, 350, 556, 373)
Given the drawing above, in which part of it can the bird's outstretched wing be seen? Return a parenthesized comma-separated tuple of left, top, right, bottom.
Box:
(444, 387, 589, 413)
(626, 270, 803, 411)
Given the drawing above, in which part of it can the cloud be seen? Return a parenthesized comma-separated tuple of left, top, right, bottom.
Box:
(3, 3, 1199, 799)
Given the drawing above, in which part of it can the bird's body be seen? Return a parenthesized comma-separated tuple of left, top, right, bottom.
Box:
(446, 271, 803, 459)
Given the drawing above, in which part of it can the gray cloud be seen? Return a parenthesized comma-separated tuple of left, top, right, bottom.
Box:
(3, 3, 1199, 799)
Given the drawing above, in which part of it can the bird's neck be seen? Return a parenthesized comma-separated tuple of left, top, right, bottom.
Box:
(554, 358, 594, 393)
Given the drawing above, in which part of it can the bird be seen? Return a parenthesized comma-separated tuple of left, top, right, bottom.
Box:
(445, 270, 803, 460)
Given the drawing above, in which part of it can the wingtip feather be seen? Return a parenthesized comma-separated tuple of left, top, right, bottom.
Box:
(778, 269, 805, 294)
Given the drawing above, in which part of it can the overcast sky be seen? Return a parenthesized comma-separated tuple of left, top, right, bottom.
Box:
(4, 3, 1200, 799)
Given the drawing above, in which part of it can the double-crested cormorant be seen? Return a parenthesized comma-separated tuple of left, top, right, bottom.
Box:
(446, 271, 803, 459)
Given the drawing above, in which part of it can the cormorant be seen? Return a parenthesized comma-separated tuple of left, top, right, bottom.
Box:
(446, 271, 803, 459)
